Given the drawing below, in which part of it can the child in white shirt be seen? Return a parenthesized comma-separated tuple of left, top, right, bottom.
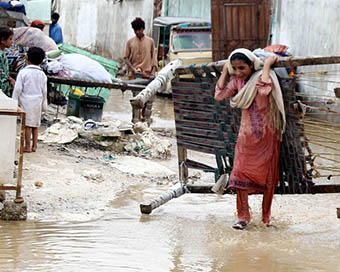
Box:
(12, 47, 47, 152)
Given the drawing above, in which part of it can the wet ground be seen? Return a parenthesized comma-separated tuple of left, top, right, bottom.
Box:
(1, 90, 340, 272)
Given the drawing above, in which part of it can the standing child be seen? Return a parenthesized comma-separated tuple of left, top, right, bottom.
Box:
(0, 27, 15, 96)
(12, 47, 47, 153)
(215, 48, 286, 230)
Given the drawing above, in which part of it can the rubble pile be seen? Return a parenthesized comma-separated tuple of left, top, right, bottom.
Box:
(39, 117, 172, 159)
(124, 122, 172, 159)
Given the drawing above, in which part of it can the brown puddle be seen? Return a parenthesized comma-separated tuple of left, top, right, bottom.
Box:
(0, 184, 340, 271)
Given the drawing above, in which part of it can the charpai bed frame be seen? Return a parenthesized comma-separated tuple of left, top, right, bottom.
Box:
(140, 56, 340, 214)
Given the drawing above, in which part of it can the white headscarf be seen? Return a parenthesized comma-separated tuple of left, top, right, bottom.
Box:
(228, 48, 286, 136)
(227, 48, 263, 73)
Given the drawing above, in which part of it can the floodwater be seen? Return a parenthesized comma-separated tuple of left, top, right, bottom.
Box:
(1, 185, 340, 272)
(1, 91, 340, 271)
(104, 90, 175, 129)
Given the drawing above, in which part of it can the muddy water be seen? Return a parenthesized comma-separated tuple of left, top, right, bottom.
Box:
(0, 185, 340, 271)
(1, 92, 340, 271)
(104, 90, 175, 129)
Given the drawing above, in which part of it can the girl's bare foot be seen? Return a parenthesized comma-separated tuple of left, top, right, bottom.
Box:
(23, 148, 32, 153)
(32, 146, 37, 152)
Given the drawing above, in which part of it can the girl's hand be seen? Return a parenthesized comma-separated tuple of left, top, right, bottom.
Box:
(261, 55, 277, 82)
(264, 55, 278, 67)
(216, 60, 230, 89)
(222, 59, 229, 73)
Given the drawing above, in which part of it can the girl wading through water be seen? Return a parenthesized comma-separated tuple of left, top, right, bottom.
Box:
(215, 48, 286, 230)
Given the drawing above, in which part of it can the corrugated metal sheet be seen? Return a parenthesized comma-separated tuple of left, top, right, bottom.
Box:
(162, 0, 211, 20)
(211, 0, 271, 61)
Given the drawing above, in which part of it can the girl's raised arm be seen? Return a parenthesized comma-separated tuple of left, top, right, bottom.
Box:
(261, 55, 277, 81)
(216, 60, 229, 89)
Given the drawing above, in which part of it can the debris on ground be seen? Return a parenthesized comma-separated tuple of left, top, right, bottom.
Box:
(38, 117, 172, 159)
(38, 116, 133, 144)
(34, 181, 43, 188)
(82, 169, 104, 182)
(124, 122, 172, 159)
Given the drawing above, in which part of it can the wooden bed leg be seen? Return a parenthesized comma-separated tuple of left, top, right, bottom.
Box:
(178, 146, 188, 182)
(140, 183, 186, 214)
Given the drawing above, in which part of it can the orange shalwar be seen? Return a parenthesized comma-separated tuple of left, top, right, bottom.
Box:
(215, 75, 281, 224)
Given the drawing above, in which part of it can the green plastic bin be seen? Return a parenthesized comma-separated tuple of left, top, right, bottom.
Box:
(66, 93, 81, 117)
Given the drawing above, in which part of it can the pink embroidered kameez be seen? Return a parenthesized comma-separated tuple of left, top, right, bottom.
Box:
(215, 76, 281, 223)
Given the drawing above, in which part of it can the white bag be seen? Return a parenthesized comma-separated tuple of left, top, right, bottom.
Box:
(58, 54, 113, 83)
(13, 27, 58, 52)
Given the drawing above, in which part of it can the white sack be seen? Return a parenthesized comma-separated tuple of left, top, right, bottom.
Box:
(13, 27, 58, 52)
(58, 54, 113, 83)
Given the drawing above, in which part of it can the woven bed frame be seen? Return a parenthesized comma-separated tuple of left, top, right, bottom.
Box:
(172, 67, 340, 194)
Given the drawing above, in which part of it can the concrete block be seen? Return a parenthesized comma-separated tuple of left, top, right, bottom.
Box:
(0, 201, 27, 220)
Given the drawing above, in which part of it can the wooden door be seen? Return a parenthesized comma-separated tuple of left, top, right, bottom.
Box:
(211, 0, 272, 61)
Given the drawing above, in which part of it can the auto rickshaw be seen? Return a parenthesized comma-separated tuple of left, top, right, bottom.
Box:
(153, 16, 212, 69)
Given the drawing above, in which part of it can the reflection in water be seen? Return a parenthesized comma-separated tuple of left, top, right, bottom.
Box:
(1, 184, 340, 271)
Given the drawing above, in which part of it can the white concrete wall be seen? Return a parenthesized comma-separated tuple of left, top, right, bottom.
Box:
(272, 0, 340, 101)
(272, 0, 340, 56)
(56, 0, 155, 60)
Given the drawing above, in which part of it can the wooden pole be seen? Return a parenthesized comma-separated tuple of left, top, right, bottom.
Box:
(175, 55, 340, 76)
(10, 72, 147, 92)
(14, 108, 25, 203)
(140, 183, 186, 214)
(0, 108, 25, 202)
(131, 55, 340, 109)
(130, 59, 183, 109)
(185, 184, 340, 194)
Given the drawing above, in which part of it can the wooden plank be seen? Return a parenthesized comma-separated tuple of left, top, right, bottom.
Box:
(185, 159, 216, 172)
(177, 141, 216, 154)
(174, 108, 219, 121)
(178, 146, 188, 182)
(311, 184, 340, 194)
(173, 101, 223, 112)
(185, 184, 340, 194)
(176, 126, 219, 137)
(172, 93, 215, 104)
(172, 87, 214, 96)
(172, 81, 213, 89)
(176, 135, 226, 149)
(10, 72, 146, 92)
(175, 119, 222, 130)
(186, 184, 214, 193)
(176, 129, 230, 146)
